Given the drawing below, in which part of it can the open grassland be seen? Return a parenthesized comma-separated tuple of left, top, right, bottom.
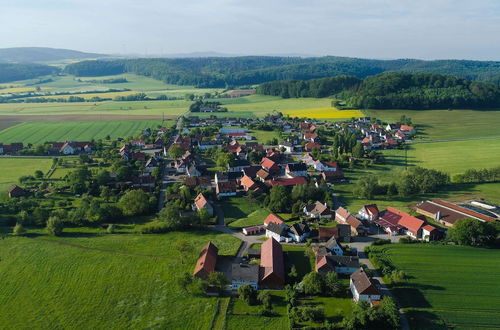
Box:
(0, 158, 53, 193)
(0, 86, 52, 94)
(366, 109, 500, 141)
(282, 107, 364, 119)
(0, 231, 240, 330)
(26, 90, 138, 100)
(0, 120, 171, 144)
(382, 138, 500, 175)
(220, 197, 262, 225)
(371, 244, 500, 330)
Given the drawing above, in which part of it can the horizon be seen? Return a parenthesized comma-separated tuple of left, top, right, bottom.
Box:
(1, 0, 500, 61)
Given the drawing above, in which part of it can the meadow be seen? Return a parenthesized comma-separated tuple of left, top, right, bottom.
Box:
(0, 120, 172, 144)
(0, 231, 241, 330)
(0, 158, 53, 193)
(371, 244, 500, 329)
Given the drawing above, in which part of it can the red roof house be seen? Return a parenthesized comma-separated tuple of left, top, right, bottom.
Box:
(193, 242, 219, 279)
(259, 237, 285, 289)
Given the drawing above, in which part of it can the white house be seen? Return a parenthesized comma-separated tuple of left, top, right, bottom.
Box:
(313, 160, 338, 172)
(265, 222, 290, 242)
(303, 201, 333, 219)
(350, 268, 381, 303)
(325, 236, 344, 256)
(231, 263, 259, 291)
(60, 143, 75, 155)
(288, 222, 311, 243)
(279, 142, 294, 153)
(358, 204, 380, 222)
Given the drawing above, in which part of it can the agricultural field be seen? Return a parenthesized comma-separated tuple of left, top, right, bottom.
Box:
(0, 158, 53, 194)
(370, 244, 500, 329)
(0, 120, 172, 144)
(282, 107, 364, 119)
(0, 230, 241, 329)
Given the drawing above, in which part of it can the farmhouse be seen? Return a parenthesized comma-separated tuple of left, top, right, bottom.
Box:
(259, 238, 285, 289)
(358, 204, 380, 221)
(318, 225, 351, 243)
(193, 193, 214, 216)
(260, 157, 280, 174)
(278, 142, 294, 153)
(374, 209, 405, 235)
(321, 170, 344, 182)
(231, 263, 259, 291)
(266, 177, 307, 187)
(288, 222, 311, 242)
(316, 255, 360, 275)
(216, 181, 238, 197)
(285, 163, 307, 178)
(265, 222, 289, 242)
(336, 207, 366, 236)
(350, 268, 381, 304)
(7, 184, 28, 198)
(325, 236, 344, 256)
(193, 242, 218, 279)
(303, 201, 333, 219)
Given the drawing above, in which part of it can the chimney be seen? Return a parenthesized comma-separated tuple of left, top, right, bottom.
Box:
(435, 211, 441, 220)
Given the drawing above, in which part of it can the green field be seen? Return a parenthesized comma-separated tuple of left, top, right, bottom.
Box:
(220, 197, 262, 225)
(371, 244, 500, 329)
(0, 120, 172, 144)
(0, 231, 241, 329)
(0, 158, 53, 193)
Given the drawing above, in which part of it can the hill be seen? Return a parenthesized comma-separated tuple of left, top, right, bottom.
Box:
(0, 63, 60, 83)
(0, 47, 105, 63)
(65, 56, 500, 88)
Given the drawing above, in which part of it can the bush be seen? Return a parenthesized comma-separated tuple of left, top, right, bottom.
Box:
(140, 221, 170, 234)
(12, 223, 25, 236)
(372, 239, 391, 246)
(46, 216, 63, 236)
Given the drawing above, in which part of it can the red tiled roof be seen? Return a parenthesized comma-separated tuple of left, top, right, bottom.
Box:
(432, 200, 496, 222)
(240, 175, 257, 190)
(194, 193, 209, 210)
(319, 227, 339, 240)
(305, 142, 321, 151)
(260, 237, 285, 283)
(264, 213, 284, 226)
(422, 225, 437, 232)
(267, 177, 307, 186)
(260, 157, 277, 170)
(350, 268, 380, 296)
(193, 242, 218, 278)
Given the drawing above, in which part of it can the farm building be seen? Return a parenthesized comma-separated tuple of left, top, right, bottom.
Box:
(358, 204, 380, 221)
(259, 238, 285, 289)
(336, 207, 366, 236)
(288, 222, 311, 242)
(193, 242, 218, 279)
(231, 263, 259, 291)
(416, 200, 496, 226)
(242, 225, 264, 236)
(350, 268, 381, 304)
(263, 213, 286, 227)
(265, 222, 290, 242)
(316, 255, 360, 275)
(7, 184, 28, 198)
(318, 224, 351, 243)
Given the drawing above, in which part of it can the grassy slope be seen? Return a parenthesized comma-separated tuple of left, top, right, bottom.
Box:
(220, 197, 262, 225)
(0, 231, 240, 330)
(0, 158, 53, 193)
(0, 120, 173, 144)
(372, 244, 500, 329)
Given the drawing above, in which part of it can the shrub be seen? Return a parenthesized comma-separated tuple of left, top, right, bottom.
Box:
(140, 221, 170, 234)
(372, 239, 391, 246)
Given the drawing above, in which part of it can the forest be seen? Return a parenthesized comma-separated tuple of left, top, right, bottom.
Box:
(63, 56, 500, 88)
(0, 63, 59, 83)
(258, 72, 500, 109)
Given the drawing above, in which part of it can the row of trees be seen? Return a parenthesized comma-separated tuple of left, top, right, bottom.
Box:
(453, 165, 500, 183)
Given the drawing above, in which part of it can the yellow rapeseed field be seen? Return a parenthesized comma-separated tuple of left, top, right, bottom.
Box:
(282, 107, 364, 119)
(0, 87, 52, 94)
(27, 90, 138, 100)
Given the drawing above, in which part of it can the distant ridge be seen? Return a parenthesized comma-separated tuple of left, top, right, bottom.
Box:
(0, 47, 106, 63)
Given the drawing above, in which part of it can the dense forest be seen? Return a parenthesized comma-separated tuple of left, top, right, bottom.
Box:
(64, 56, 500, 88)
(258, 72, 500, 109)
(0, 63, 60, 83)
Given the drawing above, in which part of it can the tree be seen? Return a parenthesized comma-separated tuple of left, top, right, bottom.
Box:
(301, 272, 323, 295)
(175, 240, 194, 264)
(288, 266, 299, 284)
(157, 203, 183, 229)
(119, 190, 151, 216)
(447, 218, 497, 247)
(177, 272, 194, 293)
(198, 207, 210, 226)
(353, 175, 378, 199)
(18, 210, 30, 225)
(238, 284, 257, 305)
(34, 170, 44, 179)
(324, 271, 345, 297)
(352, 142, 364, 158)
(46, 216, 63, 236)
(258, 290, 272, 310)
(12, 223, 25, 236)
(169, 145, 183, 159)
(206, 272, 228, 294)
(267, 185, 290, 212)
(284, 284, 298, 306)
(100, 186, 112, 201)
(106, 224, 115, 234)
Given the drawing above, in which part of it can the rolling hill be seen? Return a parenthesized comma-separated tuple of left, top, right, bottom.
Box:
(0, 47, 105, 63)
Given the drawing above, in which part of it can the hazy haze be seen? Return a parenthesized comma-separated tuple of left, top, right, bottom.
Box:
(1, 0, 500, 60)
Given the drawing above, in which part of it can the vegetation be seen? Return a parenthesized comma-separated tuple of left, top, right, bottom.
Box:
(369, 244, 500, 329)
(447, 218, 498, 247)
(0, 63, 59, 83)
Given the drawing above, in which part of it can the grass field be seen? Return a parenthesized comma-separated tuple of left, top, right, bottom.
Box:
(371, 244, 500, 329)
(228, 209, 269, 229)
(0, 158, 53, 193)
(0, 120, 172, 144)
(0, 231, 241, 329)
(220, 197, 262, 225)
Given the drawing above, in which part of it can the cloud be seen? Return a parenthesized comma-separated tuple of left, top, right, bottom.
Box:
(0, 0, 499, 60)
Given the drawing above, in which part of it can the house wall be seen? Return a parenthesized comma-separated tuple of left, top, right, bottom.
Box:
(232, 280, 258, 291)
(335, 266, 357, 275)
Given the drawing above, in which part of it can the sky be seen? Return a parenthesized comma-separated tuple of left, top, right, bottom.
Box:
(1, 0, 500, 60)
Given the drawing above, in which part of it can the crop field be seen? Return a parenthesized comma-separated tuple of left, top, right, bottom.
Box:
(0, 158, 53, 194)
(371, 244, 500, 329)
(0, 120, 171, 144)
(25, 90, 138, 100)
(0, 231, 241, 329)
(282, 107, 364, 119)
(0, 86, 52, 94)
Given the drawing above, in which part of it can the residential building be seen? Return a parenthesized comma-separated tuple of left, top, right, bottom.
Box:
(350, 268, 381, 303)
(193, 193, 214, 216)
(358, 204, 380, 221)
(316, 255, 360, 275)
(288, 222, 311, 242)
(285, 163, 307, 178)
(303, 201, 333, 219)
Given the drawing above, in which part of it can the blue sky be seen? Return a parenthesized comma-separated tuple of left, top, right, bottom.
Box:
(1, 0, 500, 60)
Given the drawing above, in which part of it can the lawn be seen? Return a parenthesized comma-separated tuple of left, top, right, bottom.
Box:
(228, 208, 269, 229)
(370, 244, 500, 329)
(0, 158, 53, 193)
(0, 230, 241, 329)
(0, 120, 172, 144)
(220, 197, 262, 225)
(248, 129, 281, 144)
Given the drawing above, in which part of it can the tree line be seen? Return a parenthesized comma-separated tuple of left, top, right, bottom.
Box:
(0, 63, 59, 83)
(63, 56, 500, 88)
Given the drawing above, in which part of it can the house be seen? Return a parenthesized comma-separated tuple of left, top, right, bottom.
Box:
(265, 222, 289, 242)
(242, 165, 261, 179)
(216, 181, 238, 197)
(260, 157, 280, 174)
(228, 158, 250, 172)
(259, 238, 285, 289)
(288, 222, 311, 242)
(422, 225, 439, 241)
(350, 268, 381, 303)
(193, 193, 214, 216)
(240, 175, 258, 192)
(193, 242, 218, 279)
(285, 163, 307, 178)
(0, 143, 3, 154)
(358, 204, 380, 221)
(242, 225, 264, 235)
(214, 171, 243, 184)
(131, 139, 146, 148)
(303, 201, 333, 219)
(232, 263, 259, 290)
(256, 169, 271, 182)
(174, 159, 188, 173)
(278, 142, 294, 153)
(397, 212, 426, 239)
(266, 177, 307, 187)
(316, 255, 360, 275)
(325, 236, 344, 256)
(336, 207, 366, 236)
(305, 142, 321, 151)
(264, 213, 286, 227)
(185, 176, 212, 190)
(7, 184, 27, 198)
(303, 132, 318, 142)
(313, 160, 338, 172)
(374, 208, 405, 235)
(228, 132, 253, 140)
(322, 170, 344, 182)
(60, 142, 75, 155)
(186, 164, 202, 177)
(145, 158, 159, 171)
